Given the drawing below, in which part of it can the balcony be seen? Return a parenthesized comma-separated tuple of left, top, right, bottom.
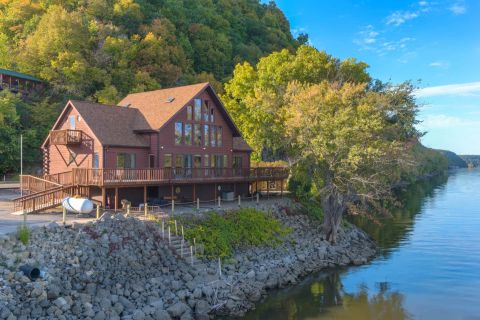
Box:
(50, 129, 83, 145)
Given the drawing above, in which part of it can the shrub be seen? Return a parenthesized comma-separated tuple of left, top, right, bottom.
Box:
(183, 208, 291, 259)
(17, 224, 29, 245)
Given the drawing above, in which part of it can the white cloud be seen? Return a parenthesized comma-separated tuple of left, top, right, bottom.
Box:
(449, 2, 466, 15)
(429, 60, 450, 68)
(418, 1, 429, 6)
(353, 25, 379, 49)
(386, 11, 419, 26)
(414, 82, 480, 97)
(419, 114, 480, 129)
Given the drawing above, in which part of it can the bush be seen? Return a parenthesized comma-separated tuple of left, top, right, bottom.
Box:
(183, 208, 291, 259)
(17, 224, 30, 245)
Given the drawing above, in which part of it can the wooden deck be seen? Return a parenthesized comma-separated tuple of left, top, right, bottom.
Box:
(71, 167, 289, 187)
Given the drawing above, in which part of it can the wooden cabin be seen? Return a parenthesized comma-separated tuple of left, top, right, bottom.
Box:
(0, 68, 43, 95)
(15, 83, 287, 213)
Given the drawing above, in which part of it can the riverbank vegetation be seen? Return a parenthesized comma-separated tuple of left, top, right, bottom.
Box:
(179, 208, 291, 259)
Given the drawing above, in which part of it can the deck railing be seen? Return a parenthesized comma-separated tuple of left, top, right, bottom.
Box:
(44, 171, 73, 186)
(72, 167, 289, 186)
(20, 175, 62, 194)
(50, 129, 82, 145)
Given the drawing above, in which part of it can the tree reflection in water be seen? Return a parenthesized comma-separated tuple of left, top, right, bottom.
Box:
(242, 269, 410, 320)
(241, 175, 451, 320)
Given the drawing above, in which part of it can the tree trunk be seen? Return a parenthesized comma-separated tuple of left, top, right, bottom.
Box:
(322, 186, 347, 243)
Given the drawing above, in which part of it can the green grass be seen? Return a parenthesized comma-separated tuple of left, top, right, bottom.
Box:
(17, 224, 30, 245)
(177, 208, 291, 259)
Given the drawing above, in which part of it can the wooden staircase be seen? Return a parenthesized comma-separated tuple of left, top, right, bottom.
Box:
(12, 173, 88, 215)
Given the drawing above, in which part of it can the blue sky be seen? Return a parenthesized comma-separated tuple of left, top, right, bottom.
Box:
(274, 0, 480, 154)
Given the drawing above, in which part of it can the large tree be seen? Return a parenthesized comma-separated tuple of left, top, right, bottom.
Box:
(283, 81, 418, 242)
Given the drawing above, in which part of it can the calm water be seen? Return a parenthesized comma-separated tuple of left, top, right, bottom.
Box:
(243, 169, 480, 320)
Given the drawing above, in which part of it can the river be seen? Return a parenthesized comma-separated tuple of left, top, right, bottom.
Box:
(242, 169, 480, 319)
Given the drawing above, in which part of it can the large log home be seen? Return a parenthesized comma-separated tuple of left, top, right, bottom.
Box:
(15, 83, 288, 213)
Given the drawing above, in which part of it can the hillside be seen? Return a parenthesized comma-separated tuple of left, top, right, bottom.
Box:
(436, 150, 468, 169)
(0, 0, 302, 174)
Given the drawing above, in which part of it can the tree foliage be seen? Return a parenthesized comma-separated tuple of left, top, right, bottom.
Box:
(222, 45, 371, 160)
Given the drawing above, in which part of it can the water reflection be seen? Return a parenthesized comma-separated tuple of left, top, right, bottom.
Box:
(350, 173, 449, 253)
(242, 172, 459, 320)
(243, 270, 411, 320)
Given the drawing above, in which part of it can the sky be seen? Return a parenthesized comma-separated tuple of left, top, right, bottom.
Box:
(273, 0, 480, 154)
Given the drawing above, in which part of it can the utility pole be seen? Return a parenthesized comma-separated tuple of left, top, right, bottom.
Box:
(20, 134, 26, 225)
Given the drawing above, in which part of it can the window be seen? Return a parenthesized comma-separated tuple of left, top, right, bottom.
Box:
(194, 155, 202, 169)
(175, 122, 183, 145)
(194, 99, 202, 121)
(186, 105, 192, 120)
(204, 125, 209, 147)
(69, 115, 76, 129)
(149, 154, 155, 168)
(175, 154, 183, 167)
(203, 101, 209, 121)
(185, 124, 192, 145)
(210, 108, 214, 122)
(164, 154, 172, 167)
(116, 153, 136, 169)
(93, 153, 99, 168)
(233, 156, 243, 176)
(211, 126, 216, 147)
(194, 124, 202, 146)
(223, 155, 228, 168)
(204, 155, 209, 176)
(217, 127, 223, 147)
(184, 154, 192, 177)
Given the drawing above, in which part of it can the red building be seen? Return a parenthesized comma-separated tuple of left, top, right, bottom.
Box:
(0, 68, 43, 95)
(15, 83, 287, 213)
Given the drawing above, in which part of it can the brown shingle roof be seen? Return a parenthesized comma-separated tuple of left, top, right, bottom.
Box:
(70, 100, 150, 147)
(233, 137, 252, 152)
(118, 82, 210, 130)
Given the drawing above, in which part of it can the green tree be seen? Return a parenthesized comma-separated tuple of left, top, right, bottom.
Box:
(283, 81, 417, 242)
(222, 45, 371, 160)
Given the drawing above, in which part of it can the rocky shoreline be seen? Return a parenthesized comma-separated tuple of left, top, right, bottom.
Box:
(0, 200, 377, 319)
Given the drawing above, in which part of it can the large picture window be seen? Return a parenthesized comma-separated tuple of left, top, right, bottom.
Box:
(211, 126, 216, 147)
(194, 124, 202, 146)
(204, 125, 209, 146)
(217, 127, 223, 147)
(116, 153, 136, 169)
(175, 122, 183, 145)
(194, 99, 202, 121)
(185, 124, 192, 145)
(203, 101, 209, 121)
(186, 105, 192, 120)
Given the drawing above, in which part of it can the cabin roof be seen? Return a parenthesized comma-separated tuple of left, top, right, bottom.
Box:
(68, 100, 150, 147)
(0, 68, 42, 82)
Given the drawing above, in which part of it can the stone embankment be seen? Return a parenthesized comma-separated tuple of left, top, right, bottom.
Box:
(0, 201, 377, 319)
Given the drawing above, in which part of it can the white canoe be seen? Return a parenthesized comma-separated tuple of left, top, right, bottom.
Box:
(62, 197, 94, 214)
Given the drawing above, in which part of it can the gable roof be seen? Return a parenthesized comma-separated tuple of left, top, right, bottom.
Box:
(0, 68, 42, 82)
(233, 137, 252, 152)
(118, 82, 242, 136)
(43, 100, 151, 148)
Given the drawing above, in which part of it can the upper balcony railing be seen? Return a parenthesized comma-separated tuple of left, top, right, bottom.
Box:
(72, 167, 289, 186)
(50, 129, 82, 145)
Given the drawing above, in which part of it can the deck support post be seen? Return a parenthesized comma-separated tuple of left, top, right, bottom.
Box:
(143, 185, 147, 205)
(193, 184, 196, 203)
(96, 205, 101, 219)
(101, 187, 106, 208)
(267, 180, 270, 199)
(114, 187, 118, 212)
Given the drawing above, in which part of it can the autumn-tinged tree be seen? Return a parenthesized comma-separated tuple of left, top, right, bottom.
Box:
(284, 81, 416, 242)
(222, 45, 371, 160)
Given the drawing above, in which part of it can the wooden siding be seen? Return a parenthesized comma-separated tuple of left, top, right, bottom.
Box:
(44, 104, 103, 175)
